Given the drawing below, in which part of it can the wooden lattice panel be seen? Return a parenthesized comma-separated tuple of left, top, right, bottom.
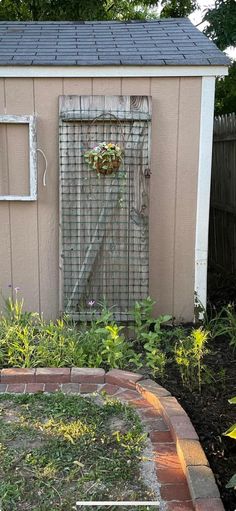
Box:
(59, 95, 152, 321)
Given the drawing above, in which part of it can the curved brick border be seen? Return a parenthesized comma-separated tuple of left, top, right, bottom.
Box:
(0, 367, 224, 511)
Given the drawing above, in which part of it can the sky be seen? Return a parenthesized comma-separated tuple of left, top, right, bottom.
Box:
(189, 0, 236, 60)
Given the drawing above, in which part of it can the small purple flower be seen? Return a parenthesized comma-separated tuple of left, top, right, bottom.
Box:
(88, 300, 95, 307)
(14, 287, 20, 292)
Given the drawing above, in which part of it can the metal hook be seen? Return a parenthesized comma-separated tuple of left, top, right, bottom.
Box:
(37, 148, 48, 187)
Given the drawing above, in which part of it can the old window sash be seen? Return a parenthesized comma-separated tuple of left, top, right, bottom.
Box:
(0, 114, 37, 201)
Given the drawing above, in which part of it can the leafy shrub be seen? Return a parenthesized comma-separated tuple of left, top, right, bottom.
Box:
(0, 292, 213, 389)
(0, 292, 141, 371)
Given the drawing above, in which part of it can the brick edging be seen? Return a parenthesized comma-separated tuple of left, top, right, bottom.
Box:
(0, 367, 225, 511)
(135, 378, 225, 511)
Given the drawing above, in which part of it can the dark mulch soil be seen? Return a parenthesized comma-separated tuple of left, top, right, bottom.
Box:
(156, 338, 236, 511)
(208, 267, 236, 311)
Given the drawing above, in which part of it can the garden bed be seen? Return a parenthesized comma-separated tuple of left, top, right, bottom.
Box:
(159, 336, 236, 511)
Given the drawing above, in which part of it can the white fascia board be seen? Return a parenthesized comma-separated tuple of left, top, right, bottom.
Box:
(0, 65, 228, 78)
(194, 76, 215, 314)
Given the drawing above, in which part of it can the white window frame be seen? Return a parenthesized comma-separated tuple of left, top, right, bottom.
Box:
(0, 114, 37, 201)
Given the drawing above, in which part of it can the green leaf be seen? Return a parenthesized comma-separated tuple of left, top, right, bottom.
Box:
(223, 423, 236, 439)
(226, 473, 236, 489)
(229, 396, 236, 404)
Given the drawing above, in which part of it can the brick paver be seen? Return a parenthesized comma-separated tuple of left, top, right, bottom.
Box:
(80, 384, 98, 394)
(105, 368, 143, 389)
(156, 467, 186, 484)
(194, 497, 225, 511)
(99, 383, 120, 395)
(7, 383, 26, 393)
(187, 465, 220, 500)
(1, 368, 35, 383)
(177, 439, 209, 470)
(168, 414, 199, 440)
(36, 368, 70, 383)
(149, 431, 173, 443)
(71, 367, 105, 384)
(160, 483, 192, 501)
(117, 389, 142, 401)
(26, 383, 45, 393)
(61, 383, 81, 394)
(44, 383, 60, 392)
(166, 502, 195, 511)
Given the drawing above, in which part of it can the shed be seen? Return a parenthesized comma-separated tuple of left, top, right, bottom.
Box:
(0, 19, 229, 322)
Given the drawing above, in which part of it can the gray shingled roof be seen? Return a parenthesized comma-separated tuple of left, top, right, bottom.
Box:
(0, 18, 229, 66)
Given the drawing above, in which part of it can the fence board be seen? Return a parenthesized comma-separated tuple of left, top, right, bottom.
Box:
(209, 113, 236, 273)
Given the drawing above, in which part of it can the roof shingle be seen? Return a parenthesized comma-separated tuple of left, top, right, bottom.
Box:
(0, 18, 229, 66)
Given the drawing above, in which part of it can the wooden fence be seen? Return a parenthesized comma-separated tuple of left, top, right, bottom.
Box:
(208, 113, 236, 273)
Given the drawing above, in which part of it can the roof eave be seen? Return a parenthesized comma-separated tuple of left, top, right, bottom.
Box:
(0, 64, 229, 78)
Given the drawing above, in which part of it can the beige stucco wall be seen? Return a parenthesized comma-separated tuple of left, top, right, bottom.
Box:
(0, 76, 201, 322)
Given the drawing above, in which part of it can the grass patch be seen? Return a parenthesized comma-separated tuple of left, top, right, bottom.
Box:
(0, 392, 158, 511)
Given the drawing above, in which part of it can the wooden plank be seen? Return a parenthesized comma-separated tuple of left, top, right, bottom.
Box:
(0, 78, 13, 308)
(63, 78, 92, 96)
(122, 78, 151, 96)
(4, 78, 39, 312)
(0, 124, 9, 196)
(34, 78, 63, 318)
(149, 77, 179, 317)
(211, 202, 236, 216)
(174, 77, 201, 320)
(92, 78, 121, 96)
(61, 111, 151, 122)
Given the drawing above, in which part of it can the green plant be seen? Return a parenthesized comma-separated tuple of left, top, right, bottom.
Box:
(143, 333, 167, 378)
(133, 296, 155, 341)
(175, 328, 210, 393)
(204, 303, 236, 351)
(222, 305, 236, 351)
(36, 317, 87, 368)
(139, 316, 171, 378)
(1, 287, 37, 326)
(84, 142, 123, 175)
(223, 397, 236, 490)
(102, 325, 126, 368)
(0, 293, 145, 371)
(203, 305, 231, 340)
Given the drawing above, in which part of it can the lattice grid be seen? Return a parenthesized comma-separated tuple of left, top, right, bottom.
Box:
(59, 109, 151, 321)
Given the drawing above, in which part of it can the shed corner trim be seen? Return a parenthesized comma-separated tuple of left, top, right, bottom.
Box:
(194, 76, 216, 314)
